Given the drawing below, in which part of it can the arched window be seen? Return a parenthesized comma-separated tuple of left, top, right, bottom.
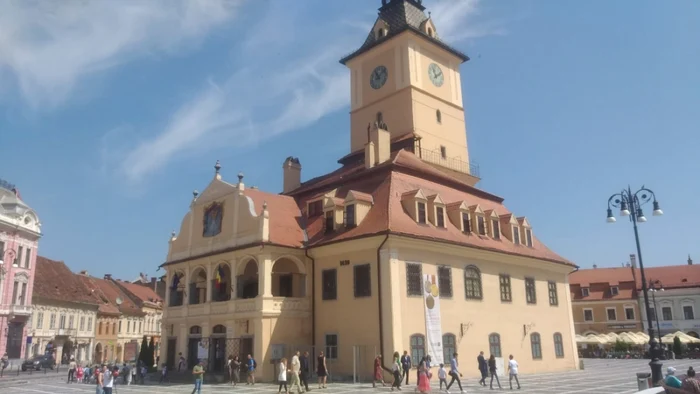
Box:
(436, 109, 442, 123)
(464, 266, 483, 300)
(410, 334, 425, 367)
(553, 332, 564, 358)
(442, 333, 456, 363)
(189, 326, 202, 335)
(488, 333, 501, 358)
(530, 332, 542, 360)
(212, 325, 226, 335)
(376, 112, 383, 124)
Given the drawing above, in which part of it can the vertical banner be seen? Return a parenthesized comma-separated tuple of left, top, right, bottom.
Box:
(423, 273, 444, 365)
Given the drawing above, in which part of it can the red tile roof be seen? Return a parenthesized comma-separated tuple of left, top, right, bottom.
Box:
(636, 264, 700, 290)
(34, 256, 101, 306)
(114, 280, 162, 308)
(244, 188, 306, 248)
(569, 267, 636, 287)
(77, 276, 144, 316)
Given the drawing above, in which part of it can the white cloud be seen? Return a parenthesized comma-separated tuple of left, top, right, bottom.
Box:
(0, 0, 242, 109)
(431, 0, 507, 41)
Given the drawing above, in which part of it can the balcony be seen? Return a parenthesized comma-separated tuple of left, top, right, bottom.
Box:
(56, 328, 77, 337)
(0, 304, 32, 316)
(165, 297, 311, 319)
(417, 147, 480, 178)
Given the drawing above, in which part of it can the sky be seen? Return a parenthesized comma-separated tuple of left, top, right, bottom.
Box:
(1, 0, 699, 279)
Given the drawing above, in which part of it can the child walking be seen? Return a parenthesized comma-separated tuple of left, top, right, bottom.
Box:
(278, 358, 289, 394)
(438, 363, 447, 390)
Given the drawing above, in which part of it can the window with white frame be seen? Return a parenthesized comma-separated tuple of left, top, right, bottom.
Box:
(436, 207, 445, 228)
(417, 202, 427, 224)
(325, 334, 338, 359)
(662, 306, 673, 321)
(477, 216, 486, 235)
(606, 308, 617, 321)
(684, 305, 695, 320)
(461, 212, 471, 233)
(581, 287, 589, 297)
(513, 226, 520, 244)
(610, 286, 619, 296)
(492, 219, 501, 239)
(625, 307, 635, 320)
(37, 312, 44, 329)
(583, 309, 593, 322)
(525, 229, 533, 247)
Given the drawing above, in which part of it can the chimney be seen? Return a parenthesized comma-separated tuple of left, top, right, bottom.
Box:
(282, 157, 301, 193)
(630, 254, 637, 268)
(688, 255, 693, 265)
(79, 270, 89, 276)
(593, 264, 597, 269)
(365, 122, 390, 169)
(104, 274, 112, 280)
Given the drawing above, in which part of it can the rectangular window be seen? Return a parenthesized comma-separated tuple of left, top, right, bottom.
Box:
(554, 333, 564, 358)
(513, 227, 520, 244)
(584, 309, 593, 322)
(417, 202, 427, 224)
(24, 248, 31, 268)
(325, 334, 338, 360)
(610, 286, 619, 296)
(49, 314, 56, 329)
(80, 317, 85, 331)
(650, 307, 656, 321)
(12, 281, 18, 304)
(499, 275, 512, 302)
(88, 318, 93, 331)
(15, 246, 23, 266)
(322, 269, 337, 300)
(492, 219, 500, 239)
(438, 266, 452, 298)
(436, 207, 445, 228)
(308, 200, 323, 217)
(353, 264, 371, 298)
(406, 263, 422, 296)
(20, 283, 27, 305)
(530, 334, 542, 360)
(525, 229, 533, 247)
(59, 314, 66, 329)
(684, 306, 695, 320)
(525, 278, 536, 304)
(37, 312, 44, 329)
(662, 306, 673, 321)
(324, 211, 334, 233)
(462, 213, 471, 232)
(607, 308, 617, 321)
(344, 204, 356, 227)
(581, 288, 590, 297)
(68, 316, 74, 329)
(477, 216, 486, 235)
(548, 281, 558, 306)
(625, 307, 635, 320)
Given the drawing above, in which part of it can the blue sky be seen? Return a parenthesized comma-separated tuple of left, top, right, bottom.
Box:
(1, 0, 698, 279)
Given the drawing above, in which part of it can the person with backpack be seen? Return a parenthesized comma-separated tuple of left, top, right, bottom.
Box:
(246, 354, 257, 385)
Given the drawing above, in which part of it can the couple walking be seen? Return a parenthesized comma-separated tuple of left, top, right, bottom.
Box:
(476, 352, 521, 390)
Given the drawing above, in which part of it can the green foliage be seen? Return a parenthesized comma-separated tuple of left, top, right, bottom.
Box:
(673, 336, 683, 356)
(138, 335, 148, 366)
(147, 337, 156, 369)
(613, 339, 631, 352)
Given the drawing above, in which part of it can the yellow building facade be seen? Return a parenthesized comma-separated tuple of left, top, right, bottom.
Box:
(161, 0, 578, 382)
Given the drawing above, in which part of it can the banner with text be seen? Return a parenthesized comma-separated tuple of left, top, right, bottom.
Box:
(423, 273, 444, 365)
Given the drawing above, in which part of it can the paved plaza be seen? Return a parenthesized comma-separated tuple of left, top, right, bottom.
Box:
(2, 359, 699, 394)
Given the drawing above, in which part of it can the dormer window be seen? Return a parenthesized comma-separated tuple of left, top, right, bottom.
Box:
(477, 216, 486, 236)
(417, 202, 427, 224)
(525, 228, 533, 247)
(344, 204, 356, 228)
(492, 219, 501, 239)
(513, 226, 521, 244)
(581, 288, 590, 297)
(436, 207, 445, 228)
(611, 286, 619, 296)
(325, 211, 334, 234)
(308, 200, 323, 217)
(377, 28, 387, 39)
(462, 212, 471, 233)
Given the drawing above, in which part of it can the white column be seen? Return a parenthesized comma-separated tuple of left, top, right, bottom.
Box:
(257, 254, 273, 297)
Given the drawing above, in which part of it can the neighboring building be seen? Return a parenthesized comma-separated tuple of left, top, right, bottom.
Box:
(569, 261, 642, 335)
(30, 257, 99, 363)
(111, 278, 163, 360)
(0, 179, 41, 359)
(160, 0, 579, 381)
(638, 258, 700, 338)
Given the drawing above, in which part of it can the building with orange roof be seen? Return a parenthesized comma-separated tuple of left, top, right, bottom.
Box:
(110, 278, 163, 361)
(636, 257, 700, 338)
(569, 256, 643, 336)
(161, 0, 579, 380)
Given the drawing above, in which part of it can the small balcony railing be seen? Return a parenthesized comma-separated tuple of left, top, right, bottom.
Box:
(10, 304, 32, 315)
(417, 147, 480, 178)
(56, 328, 77, 337)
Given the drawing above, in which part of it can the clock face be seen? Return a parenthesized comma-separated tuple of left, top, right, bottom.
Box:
(370, 65, 389, 90)
(428, 63, 444, 87)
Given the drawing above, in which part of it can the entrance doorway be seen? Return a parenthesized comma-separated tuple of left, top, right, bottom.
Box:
(6, 322, 24, 358)
(240, 337, 253, 359)
(166, 338, 177, 369)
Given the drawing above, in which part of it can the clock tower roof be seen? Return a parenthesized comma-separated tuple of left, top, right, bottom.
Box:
(340, 0, 469, 65)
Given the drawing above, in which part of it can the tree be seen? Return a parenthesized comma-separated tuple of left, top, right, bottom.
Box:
(138, 335, 148, 366)
(613, 339, 630, 352)
(148, 337, 156, 369)
(673, 336, 683, 357)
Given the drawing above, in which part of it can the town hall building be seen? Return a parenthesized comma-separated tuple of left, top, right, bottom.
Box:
(160, 0, 579, 382)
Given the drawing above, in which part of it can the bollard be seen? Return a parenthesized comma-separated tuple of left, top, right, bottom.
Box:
(578, 359, 584, 370)
(637, 372, 651, 391)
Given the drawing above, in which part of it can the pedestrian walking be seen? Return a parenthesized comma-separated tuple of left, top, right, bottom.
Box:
(76, 364, 84, 383)
(246, 354, 257, 385)
(445, 352, 464, 394)
(417, 357, 431, 394)
(400, 351, 411, 385)
(159, 364, 169, 384)
(488, 354, 502, 389)
(437, 364, 447, 390)
(373, 355, 386, 388)
(391, 352, 402, 391)
(95, 366, 104, 394)
(178, 353, 186, 373)
(278, 358, 289, 394)
(477, 351, 488, 386)
(68, 357, 77, 383)
(128, 364, 135, 385)
(228, 355, 241, 385)
(289, 351, 303, 394)
(316, 351, 328, 389)
(300, 351, 311, 392)
(191, 360, 205, 394)
(507, 355, 520, 390)
(102, 365, 115, 394)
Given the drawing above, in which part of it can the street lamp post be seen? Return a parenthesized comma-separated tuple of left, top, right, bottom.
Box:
(606, 185, 664, 385)
(649, 280, 664, 346)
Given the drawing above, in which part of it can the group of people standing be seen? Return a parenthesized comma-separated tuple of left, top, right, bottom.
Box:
(274, 351, 329, 393)
(375, 351, 522, 392)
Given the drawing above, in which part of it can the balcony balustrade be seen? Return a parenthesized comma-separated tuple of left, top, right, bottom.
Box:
(165, 296, 310, 319)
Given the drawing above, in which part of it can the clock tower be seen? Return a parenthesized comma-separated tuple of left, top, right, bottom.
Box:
(341, 0, 478, 184)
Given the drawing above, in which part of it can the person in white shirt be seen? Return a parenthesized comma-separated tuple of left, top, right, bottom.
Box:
(289, 352, 303, 393)
(102, 366, 114, 394)
(391, 355, 402, 392)
(278, 358, 288, 394)
(507, 355, 520, 390)
(437, 363, 447, 390)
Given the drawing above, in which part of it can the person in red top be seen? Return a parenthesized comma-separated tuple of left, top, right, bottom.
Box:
(373, 355, 385, 388)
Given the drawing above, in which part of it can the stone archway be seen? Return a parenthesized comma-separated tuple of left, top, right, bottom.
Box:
(212, 262, 232, 302)
(272, 257, 306, 298)
(94, 343, 103, 364)
(189, 267, 208, 304)
(236, 259, 258, 299)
